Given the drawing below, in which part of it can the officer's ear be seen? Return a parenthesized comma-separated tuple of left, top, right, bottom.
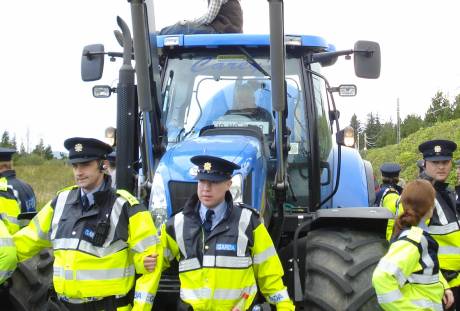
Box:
(98, 160, 109, 172)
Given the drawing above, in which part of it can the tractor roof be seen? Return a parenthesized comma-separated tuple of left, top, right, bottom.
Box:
(154, 33, 335, 52)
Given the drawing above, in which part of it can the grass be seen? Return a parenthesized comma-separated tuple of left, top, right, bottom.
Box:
(14, 160, 75, 210)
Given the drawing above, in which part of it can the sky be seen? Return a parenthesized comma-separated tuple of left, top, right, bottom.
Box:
(2, 0, 460, 152)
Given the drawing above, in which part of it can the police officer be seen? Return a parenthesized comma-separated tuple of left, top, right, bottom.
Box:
(0, 147, 36, 213)
(417, 139, 460, 310)
(0, 215, 17, 285)
(0, 173, 21, 234)
(161, 155, 295, 311)
(14, 137, 162, 311)
(375, 163, 403, 241)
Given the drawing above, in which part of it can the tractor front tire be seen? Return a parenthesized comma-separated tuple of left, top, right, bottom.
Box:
(303, 228, 388, 311)
(8, 249, 56, 311)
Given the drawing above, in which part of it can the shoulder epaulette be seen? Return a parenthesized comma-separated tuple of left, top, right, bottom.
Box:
(116, 189, 140, 206)
(406, 226, 423, 243)
(236, 202, 259, 215)
(56, 185, 79, 195)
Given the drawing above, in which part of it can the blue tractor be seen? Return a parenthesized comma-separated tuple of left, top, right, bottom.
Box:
(80, 1, 391, 310)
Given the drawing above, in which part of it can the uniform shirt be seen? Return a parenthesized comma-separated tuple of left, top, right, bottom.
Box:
(80, 180, 105, 207)
(199, 200, 226, 231)
(192, 0, 228, 25)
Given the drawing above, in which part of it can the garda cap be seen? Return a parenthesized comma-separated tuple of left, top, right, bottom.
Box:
(380, 162, 401, 178)
(418, 139, 457, 161)
(0, 147, 16, 161)
(191, 155, 240, 182)
(64, 137, 113, 164)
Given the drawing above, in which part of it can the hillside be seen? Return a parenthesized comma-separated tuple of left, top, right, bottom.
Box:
(363, 119, 460, 185)
(14, 160, 74, 209)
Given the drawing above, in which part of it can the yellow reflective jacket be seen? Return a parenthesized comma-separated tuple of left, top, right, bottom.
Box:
(13, 181, 162, 311)
(161, 193, 295, 311)
(0, 177, 20, 234)
(372, 226, 446, 311)
(426, 182, 460, 287)
(0, 216, 17, 285)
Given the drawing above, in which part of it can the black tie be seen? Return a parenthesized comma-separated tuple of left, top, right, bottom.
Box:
(82, 194, 90, 211)
(203, 209, 214, 233)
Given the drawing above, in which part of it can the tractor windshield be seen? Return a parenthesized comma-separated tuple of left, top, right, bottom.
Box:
(162, 53, 308, 149)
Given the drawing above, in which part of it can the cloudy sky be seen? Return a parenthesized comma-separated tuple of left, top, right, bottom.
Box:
(2, 0, 460, 151)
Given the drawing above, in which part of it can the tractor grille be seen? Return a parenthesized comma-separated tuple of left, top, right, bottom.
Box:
(168, 181, 197, 214)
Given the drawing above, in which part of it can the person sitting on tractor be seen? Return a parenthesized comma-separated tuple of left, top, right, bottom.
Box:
(159, 0, 243, 35)
(160, 155, 295, 310)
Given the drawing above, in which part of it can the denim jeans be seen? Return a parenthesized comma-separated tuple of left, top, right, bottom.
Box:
(159, 22, 219, 35)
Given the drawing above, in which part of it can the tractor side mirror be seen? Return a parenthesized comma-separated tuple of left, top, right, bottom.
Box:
(81, 44, 105, 81)
(354, 41, 380, 79)
(336, 126, 355, 147)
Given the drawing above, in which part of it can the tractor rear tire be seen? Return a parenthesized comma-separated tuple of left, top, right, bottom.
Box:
(303, 228, 388, 311)
(8, 248, 55, 311)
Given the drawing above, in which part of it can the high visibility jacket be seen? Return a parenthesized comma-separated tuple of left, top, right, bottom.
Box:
(376, 184, 402, 241)
(161, 192, 295, 311)
(0, 216, 17, 285)
(0, 170, 36, 212)
(13, 179, 162, 311)
(0, 177, 20, 234)
(426, 181, 460, 287)
(372, 226, 446, 311)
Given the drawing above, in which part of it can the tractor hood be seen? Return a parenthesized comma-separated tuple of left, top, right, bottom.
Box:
(161, 135, 263, 182)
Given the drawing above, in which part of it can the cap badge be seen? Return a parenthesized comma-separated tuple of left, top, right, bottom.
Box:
(434, 145, 441, 153)
(74, 143, 83, 152)
(203, 162, 212, 172)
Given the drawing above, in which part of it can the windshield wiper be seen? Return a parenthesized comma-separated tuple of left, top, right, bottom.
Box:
(238, 47, 271, 78)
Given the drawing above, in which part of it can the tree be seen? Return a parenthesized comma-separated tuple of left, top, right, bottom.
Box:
(452, 93, 460, 119)
(376, 121, 396, 147)
(20, 143, 26, 155)
(424, 91, 452, 125)
(0, 131, 15, 148)
(400, 114, 424, 138)
(349, 114, 363, 149)
(365, 113, 383, 149)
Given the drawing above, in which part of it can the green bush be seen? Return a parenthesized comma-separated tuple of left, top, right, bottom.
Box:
(364, 119, 460, 186)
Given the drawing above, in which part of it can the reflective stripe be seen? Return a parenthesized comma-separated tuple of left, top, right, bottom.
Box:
(76, 265, 135, 281)
(131, 235, 160, 253)
(377, 289, 402, 304)
(268, 289, 290, 303)
(179, 258, 201, 272)
(33, 217, 48, 241)
(105, 197, 125, 243)
(79, 240, 128, 257)
(429, 222, 459, 235)
(412, 299, 443, 311)
(378, 187, 394, 207)
(174, 213, 187, 258)
(54, 265, 135, 281)
(213, 284, 258, 300)
(0, 237, 13, 247)
(1, 214, 18, 225)
(180, 287, 212, 300)
(408, 273, 439, 284)
(434, 199, 448, 225)
(376, 260, 407, 287)
(53, 238, 80, 250)
(253, 246, 276, 265)
(237, 209, 251, 256)
(51, 191, 70, 240)
(134, 291, 155, 304)
(438, 245, 460, 255)
(201, 255, 252, 268)
(419, 235, 434, 276)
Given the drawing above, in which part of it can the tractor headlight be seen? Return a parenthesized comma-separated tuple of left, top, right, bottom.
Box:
(149, 173, 168, 228)
(230, 174, 243, 203)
